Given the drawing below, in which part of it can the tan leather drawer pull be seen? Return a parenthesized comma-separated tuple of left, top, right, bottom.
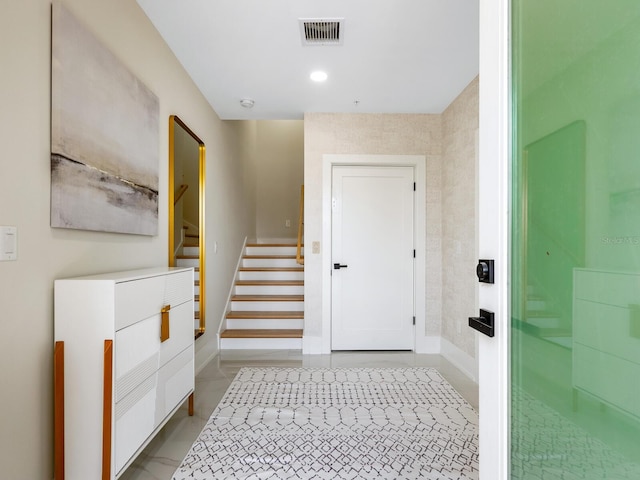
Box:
(161, 305, 171, 342)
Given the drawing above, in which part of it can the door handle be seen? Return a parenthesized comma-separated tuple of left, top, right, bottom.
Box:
(334, 263, 348, 270)
(468, 309, 495, 337)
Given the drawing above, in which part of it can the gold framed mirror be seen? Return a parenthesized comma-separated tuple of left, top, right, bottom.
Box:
(168, 115, 206, 338)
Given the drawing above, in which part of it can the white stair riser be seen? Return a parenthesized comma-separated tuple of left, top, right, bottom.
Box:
(235, 285, 304, 295)
(193, 285, 199, 295)
(194, 301, 199, 312)
(220, 337, 303, 350)
(194, 319, 200, 331)
(243, 258, 300, 268)
(246, 246, 300, 256)
(231, 301, 304, 311)
(226, 319, 304, 329)
(176, 258, 199, 268)
(183, 246, 199, 256)
(238, 271, 303, 281)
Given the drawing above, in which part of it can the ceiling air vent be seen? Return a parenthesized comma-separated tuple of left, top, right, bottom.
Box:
(299, 18, 344, 46)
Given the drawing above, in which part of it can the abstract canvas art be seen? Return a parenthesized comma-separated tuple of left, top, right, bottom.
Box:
(51, 2, 159, 235)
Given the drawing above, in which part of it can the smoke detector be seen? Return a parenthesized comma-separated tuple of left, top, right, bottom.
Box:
(239, 98, 255, 108)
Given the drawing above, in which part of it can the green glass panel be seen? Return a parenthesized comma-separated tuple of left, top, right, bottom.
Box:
(511, 1, 640, 478)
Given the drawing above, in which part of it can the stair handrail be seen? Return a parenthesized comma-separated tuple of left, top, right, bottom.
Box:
(296, 185, 304, 265)
(174, 184, 188, 205)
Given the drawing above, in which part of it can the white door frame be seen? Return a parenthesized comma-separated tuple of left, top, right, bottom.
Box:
(321, 154, 427, 354)
(478, 0, 510, 477)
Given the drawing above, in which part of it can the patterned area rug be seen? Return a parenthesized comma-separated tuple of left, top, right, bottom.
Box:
(511, 388, 640, 479)
(173, 367, 478, 479)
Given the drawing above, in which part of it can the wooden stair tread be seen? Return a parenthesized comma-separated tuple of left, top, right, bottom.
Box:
(239, 267, 303, 272)
(243, 255, 297, 259)
(195, 311, 200, 319)
(236, 280, 303, 286)
(184, 243, 199, 247)
(232, 294, 303, 301)
(185, 233, 198, 237)
(220, 329, 303, 339)
(226, 310, 304, 319)
(246, 243, 300, 247)
(176, 255, 198, 259)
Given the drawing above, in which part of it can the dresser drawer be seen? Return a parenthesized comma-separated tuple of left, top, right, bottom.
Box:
(574, 343, 640, 418)
(115, 300, 193, 402)
(574, 299, 640, 364)
(114, 346, 193, 475)
(574, 269, 640, 306)
(155, 345, 194, 424)
(115, 269, 193, 331)
(159, 300, 194, 368)
(114, 373, 158, 474)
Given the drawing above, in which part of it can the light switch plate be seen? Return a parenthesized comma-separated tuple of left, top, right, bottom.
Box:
(0, 226, 17, 261)
(312, 241, 320, 254)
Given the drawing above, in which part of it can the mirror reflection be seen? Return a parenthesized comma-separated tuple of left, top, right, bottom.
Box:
(169, 115, 205, 338)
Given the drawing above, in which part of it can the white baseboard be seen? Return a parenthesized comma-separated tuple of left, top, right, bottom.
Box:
(415, 335, 441, 354)
(302, 335, 325, 354)
(195, 336, 218, 375)
(217, 237, 248, 342)
(440, 337, 478, 382)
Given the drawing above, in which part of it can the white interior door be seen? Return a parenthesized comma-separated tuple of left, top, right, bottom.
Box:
(331, 165, 415, 350)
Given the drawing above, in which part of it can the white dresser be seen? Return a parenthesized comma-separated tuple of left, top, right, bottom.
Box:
(573, 268, 640, 418)
(54, 267, 195, 479)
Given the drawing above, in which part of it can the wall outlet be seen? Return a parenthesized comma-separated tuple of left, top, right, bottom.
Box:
(285, 219, 291, 228)
(312, 241, 320, 254)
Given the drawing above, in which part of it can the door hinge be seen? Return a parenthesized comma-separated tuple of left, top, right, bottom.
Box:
(413, 316, 416, 325)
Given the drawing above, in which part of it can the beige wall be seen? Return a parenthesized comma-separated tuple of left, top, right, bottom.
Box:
(0, 1, 253, 478)
(442, 77, 480, 357)
(230, 119, 259, 243)
(255, 120, 304, 240)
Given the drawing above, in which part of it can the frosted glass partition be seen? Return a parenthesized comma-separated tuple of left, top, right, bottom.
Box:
(511, 1, 640, 477)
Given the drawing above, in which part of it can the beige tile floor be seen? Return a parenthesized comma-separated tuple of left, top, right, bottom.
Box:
(120, 350, 479, 480)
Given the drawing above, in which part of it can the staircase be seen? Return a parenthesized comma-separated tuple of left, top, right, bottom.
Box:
(220, 243, 304, 349)
(521, 284, 570, 346)
(176, 229, 202, 336)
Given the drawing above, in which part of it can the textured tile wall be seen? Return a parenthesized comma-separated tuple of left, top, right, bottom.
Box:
(441, 77, 480, 357)
(304, 113, 442, 341)
(304, 78, 479, 359)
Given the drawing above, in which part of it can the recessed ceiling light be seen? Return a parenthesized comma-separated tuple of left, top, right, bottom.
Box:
(310, 71, 328, 82)
(239, 98, 255, 108)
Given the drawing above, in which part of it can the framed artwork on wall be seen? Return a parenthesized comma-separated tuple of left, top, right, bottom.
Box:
(50, 1, 159, 235)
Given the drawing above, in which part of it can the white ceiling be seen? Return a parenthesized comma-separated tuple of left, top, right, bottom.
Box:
(136, 0, 479, 120)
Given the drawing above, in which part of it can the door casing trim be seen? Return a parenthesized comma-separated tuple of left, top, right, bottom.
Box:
(478, 0, 510, 476)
